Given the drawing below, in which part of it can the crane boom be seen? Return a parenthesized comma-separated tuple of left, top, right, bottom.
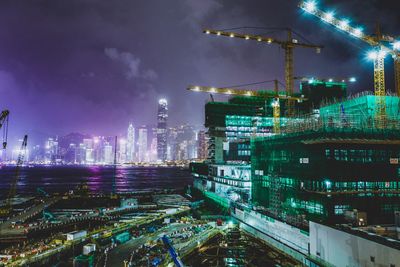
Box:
(188, 84, 307, 134)
(0, 135, 28, 215)
(204, 28, 322, 116)
(299, 0, 400, 102)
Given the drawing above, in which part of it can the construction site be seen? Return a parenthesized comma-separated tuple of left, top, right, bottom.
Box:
(190, 1, 400, 266)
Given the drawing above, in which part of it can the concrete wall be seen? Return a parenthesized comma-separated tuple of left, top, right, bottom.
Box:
(310, 221, 400, 267)
(232, 208, 309, 254)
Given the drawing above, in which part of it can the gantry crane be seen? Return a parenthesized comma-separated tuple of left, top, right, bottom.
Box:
(0, 110, 9, 149)
(203, 28, 322, 117)
(0, 135, 28, 216)
(187, 82, 307, 134)
(299, 1, 400, 126)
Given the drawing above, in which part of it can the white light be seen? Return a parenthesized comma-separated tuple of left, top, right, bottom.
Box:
(230, 33, 235, 38)
(257, 37, 262, 42)
(205, 30, 210, 34)
(226, 90, 232, 94)
(349, 77, 357, 82)
(159, 98, 167, 105)
(216, 31, 221, 36)
(353, 28, 363, 37)
(328, 78, 333, 82)
(245, 35, 250, 40)
(393, 41, 400, 50)
(339, 19, 349, 30)
(323, 12, 334, 22)
(210, 87, 216, 93)
(267, 39, 272, 44)
(368, 51, 378, 60)
(246, 92, 252, 96)
(304, 1, 316, 13)
(193, 86, 200, 91)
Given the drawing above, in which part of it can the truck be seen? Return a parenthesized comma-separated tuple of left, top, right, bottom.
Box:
(67, 230, 87, 241)
(83, 243, 96, 255)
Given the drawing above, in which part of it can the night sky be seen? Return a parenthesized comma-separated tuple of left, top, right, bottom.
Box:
(0, 0, 399, 146)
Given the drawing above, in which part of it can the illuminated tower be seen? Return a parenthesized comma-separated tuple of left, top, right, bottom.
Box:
(126, 123, 135, 162)
(157, 99, 168, 161)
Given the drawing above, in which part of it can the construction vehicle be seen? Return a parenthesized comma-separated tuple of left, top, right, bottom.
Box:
(0, 135, 28, 216)
(161, 235, 184, 267)
(0, 110, 9, 149)
(299, 0, 400, 126)
(187, 82, 307, 134)
(203, 28, 322, 116)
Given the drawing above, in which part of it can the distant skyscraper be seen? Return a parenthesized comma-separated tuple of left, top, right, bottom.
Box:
(197, 130, 208, 160)
(138, 127, 148, 162)
(103, 143, 113, 164)
(126, 123, 135, 162)
(157, 99, 168, 161)
(119, 138, 127, 163)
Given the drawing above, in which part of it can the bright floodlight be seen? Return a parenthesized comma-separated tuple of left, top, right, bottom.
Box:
(328, 78, 333, 82)
(368, 50, 386, 60)
(339, 19, 349, 30)
(394, 41, 400, 50)
(304, 1, 316, 13)
(323, 12, 334, 22)
(368, 51, 378, 60)
(349, 77, 357, 83)
(353, 28, 363, 37)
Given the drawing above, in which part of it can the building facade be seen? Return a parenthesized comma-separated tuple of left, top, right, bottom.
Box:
(157, 99, 168, 161)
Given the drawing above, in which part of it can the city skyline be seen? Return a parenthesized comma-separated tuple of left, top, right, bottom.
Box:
(1, 0, 399, 149)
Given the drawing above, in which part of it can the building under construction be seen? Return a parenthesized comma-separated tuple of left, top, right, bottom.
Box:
(190, 81, 400, 266)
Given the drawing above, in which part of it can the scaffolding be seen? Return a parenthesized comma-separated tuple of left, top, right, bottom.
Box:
(281, 94, 400, 134)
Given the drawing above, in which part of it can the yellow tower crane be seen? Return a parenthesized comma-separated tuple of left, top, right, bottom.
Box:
(187, 82, 307, 134)
(203, 28, 322, 117)
(299, 1, 400, 127)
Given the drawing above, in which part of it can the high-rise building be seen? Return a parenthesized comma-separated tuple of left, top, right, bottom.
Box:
(45, 137, 59, 164)
(197, 130, 208, 160)
(138, 127, 148, 162)
(103, 143, 113, 164)
(126, 123, 135, 162)
(119, 138, 127, 163)
(157, 99, 168, 161)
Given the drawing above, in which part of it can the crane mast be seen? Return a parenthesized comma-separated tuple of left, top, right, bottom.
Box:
(0, 135, 28, 216)
(203, 28, 322, 117)
(0, 110, 9, 149)
(299, 1, 400, 127)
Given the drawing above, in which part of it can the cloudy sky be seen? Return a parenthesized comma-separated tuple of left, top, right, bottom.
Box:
(0, 0, 399, 145)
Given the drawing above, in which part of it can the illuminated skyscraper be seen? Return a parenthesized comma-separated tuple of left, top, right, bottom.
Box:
(138, 126, 148, 162)
(126, 123, 135, 162)
(157, 99, 168, 161)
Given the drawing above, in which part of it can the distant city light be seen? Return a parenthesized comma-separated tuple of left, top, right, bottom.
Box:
(229, 33, 235, 38)
(245, 35, 250, 40)
(304, 1, 316, 13)
(328, 78, 333, 82)
(159, 98, 167, 105)
(349, 77, 357, 83)
(205, 30, 210, 34)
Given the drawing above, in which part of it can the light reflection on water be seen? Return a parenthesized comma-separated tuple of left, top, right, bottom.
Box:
(0, 166, 192, 195)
